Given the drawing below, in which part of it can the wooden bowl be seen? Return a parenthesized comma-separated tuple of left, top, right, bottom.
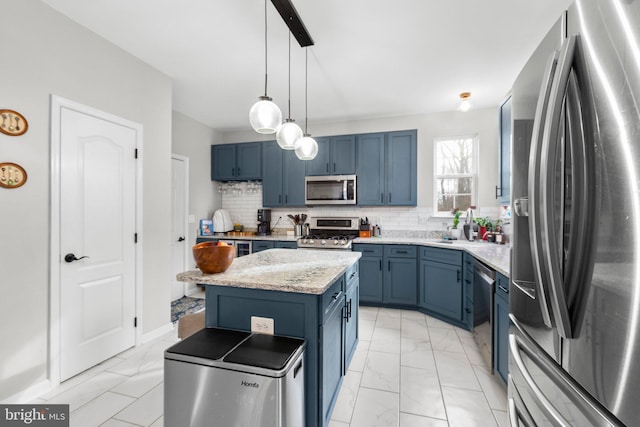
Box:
(192, 242, 235, 274)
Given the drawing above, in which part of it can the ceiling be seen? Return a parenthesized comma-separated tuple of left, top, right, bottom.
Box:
(42, 0, 571, 132)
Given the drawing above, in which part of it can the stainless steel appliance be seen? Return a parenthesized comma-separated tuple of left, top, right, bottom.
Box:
(257, 208, 271, 235)
(218, 239, 252, 257)
(296, 217, 359, 250)
(305, 175, 356, 205)
(510, 1, 640, 425)
(165, 328, 306, 427)
(473, 259, 495, 371)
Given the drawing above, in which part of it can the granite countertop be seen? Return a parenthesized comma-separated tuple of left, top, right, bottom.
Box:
(353, 237, 511, 276)
(177, 248, 361, 295)
(198, 234, 299, 242)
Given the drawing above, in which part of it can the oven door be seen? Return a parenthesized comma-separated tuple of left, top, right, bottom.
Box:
(305, 175, 356, 205)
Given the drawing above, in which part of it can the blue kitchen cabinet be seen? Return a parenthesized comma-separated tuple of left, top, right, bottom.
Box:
(356, 130, 417, 206)
(205, 262, 358, 427)
(498, 96, 512, 204)
(274, 241, 297, 249)
(383, 245, 418, 305)
(344, 263, 359, 370)
(493, 272, 510, 383)
(252, 240, 274, 252)
(352, 244, 383, 303)
(463, 252, 475, 330)
(419, 246, 463, 324)
(262, 141, 306, 207)
(306, 135, 356, 176)
(386, 130, 417, 206)
(355, 133, 385, 206)
(211, 142, 261, 181)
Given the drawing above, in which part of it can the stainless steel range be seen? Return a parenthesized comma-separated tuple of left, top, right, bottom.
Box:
(296, 217, 359, 250)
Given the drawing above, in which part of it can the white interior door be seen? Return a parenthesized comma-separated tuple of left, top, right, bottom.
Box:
(60, 107, 137, 381)
(171, 155, 188, 301)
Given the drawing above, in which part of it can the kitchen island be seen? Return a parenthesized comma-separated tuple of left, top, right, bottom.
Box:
(177, 248, 361, 427)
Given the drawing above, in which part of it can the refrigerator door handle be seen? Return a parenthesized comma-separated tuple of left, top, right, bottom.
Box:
(510, 330, 622, 426)
(540, 36, 578, 339)
(527, 50, 559, 329)
(509, 333, 571, 426)
(508, 375, 536, 427)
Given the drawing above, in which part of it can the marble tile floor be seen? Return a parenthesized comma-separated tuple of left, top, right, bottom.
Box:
(30, 305, 507, 427)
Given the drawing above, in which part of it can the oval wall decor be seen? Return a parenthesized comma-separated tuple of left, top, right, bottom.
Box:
(0, 162, 27, 188)
(0, 109, 28, 136)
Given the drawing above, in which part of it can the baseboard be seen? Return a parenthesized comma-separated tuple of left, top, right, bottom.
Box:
(141, 322, 174, 344)
(185, 284, 203, 297)
(0, 379, 52, 404)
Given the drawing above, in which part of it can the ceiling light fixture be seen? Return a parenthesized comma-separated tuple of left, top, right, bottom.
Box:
(249, 0, 282, 134)
(458, 92, 472, 112)
(270, 0, 314, 47)
(295, 47, 318, 160)
(276, 32, 303, 150)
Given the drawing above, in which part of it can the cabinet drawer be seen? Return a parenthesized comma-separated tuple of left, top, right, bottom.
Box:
(463, 252, 474, 269)
(353, 243, 383, 257)
(464, 275, 473, 298)
(322, 278, 345, 321)
(496, 273, 510, 299)
(346, 262, 359, 289)
(420, 246, 462, 265)
(384, 245, 417, 258)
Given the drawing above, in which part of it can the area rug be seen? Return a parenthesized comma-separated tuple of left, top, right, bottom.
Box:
(171, 296, 205, 324)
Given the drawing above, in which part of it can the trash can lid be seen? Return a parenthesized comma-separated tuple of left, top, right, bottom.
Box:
(224, 334, 305, 370)
(166, 328, 251, 360)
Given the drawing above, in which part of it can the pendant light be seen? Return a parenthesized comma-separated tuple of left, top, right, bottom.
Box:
(457, 92, 472, 112)
(276, 32, 303, 149)
(295, 47, 318, 160)
(249, 0, 282, 134)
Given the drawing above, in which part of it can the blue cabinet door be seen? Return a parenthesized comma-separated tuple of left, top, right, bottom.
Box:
(252, 241, 274, 252)
(262, 141, 283, 207)
(356, 133, 385, 206)
(498, 96, 511, 204)
(344, 277, 359, 370)
(211, 144, 236, 181)
(332, 135, 356, 175)
(305, 137, 331, 176)
(421, 260, 463, 321)
(236, 142, 262, 180)
(493, 272, 509, 383)
(321, 298, 344, 426)
(386, 130, 417, 206)
(358, 256, 383, 303)
(274, 241, 297, 249)
(384, 257, 417, 305)
(283, 149, 306, 206)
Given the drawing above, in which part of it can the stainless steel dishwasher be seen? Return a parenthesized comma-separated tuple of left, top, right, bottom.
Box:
(164, 328, 306, 427)
(472, 259, 496, 371)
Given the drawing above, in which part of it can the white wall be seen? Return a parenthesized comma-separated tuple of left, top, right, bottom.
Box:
(171, 111, 223, 248)
(0, 1, 172, 401)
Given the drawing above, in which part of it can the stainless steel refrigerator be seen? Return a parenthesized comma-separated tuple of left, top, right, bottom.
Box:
(510, 0, 640, 425)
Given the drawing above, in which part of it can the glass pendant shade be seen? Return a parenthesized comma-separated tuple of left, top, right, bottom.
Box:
(294, 134, 318, 160)
(276, 119, 303, 149)
(250, 96, 282, 134)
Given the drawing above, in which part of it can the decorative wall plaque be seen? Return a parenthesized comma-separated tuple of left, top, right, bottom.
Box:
(0, 162, 27, 188)
(0, 109, 28, 136)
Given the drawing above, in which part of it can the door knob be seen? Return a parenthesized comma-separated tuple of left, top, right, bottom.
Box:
(65, 253, 89, 263)
(177, 236, 185, 242)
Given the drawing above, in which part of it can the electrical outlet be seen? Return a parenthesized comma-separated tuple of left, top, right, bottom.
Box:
(251, 316, 274, 335)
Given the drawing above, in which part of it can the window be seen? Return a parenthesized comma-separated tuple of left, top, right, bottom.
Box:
(434, 135, 477, 214)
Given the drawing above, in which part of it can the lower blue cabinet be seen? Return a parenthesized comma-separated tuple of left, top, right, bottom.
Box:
(493, 273, 510, 383)
(321, 293, 343, 425)
(419, 260, 463, 322)
(383, 257, 417, 305)
(252, 240, 274, 252)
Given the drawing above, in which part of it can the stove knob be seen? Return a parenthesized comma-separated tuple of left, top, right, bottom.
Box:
(309, 239, 315, 245)
(338, 240, 346, 245)
(321, 239, 327, 246)
(333, 239, 339, 245)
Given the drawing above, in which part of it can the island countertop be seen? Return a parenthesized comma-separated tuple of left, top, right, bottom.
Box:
(177, 248, 361, 295)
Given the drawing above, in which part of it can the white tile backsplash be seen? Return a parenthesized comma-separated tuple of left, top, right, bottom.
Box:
(217, 181, 502, 236)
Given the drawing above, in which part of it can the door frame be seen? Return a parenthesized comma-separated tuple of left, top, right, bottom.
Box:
(49, 95, 144, 386)
(171, 153, 190, 299)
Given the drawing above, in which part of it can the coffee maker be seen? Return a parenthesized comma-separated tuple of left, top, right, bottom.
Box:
(257, 209, 271, 235)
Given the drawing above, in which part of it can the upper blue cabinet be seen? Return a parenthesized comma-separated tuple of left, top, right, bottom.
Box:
(262, 140, 306, 207)
(356, 130, 417, 206)
(497, 96, 511, 204)
(211, 142, 262, 181)
(305, 135, 356, 176)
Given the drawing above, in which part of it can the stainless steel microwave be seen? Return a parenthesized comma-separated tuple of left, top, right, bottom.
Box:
(305, 175, 356, 205)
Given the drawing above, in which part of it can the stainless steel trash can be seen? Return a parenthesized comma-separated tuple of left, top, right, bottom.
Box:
(164, 328, 306, 427)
